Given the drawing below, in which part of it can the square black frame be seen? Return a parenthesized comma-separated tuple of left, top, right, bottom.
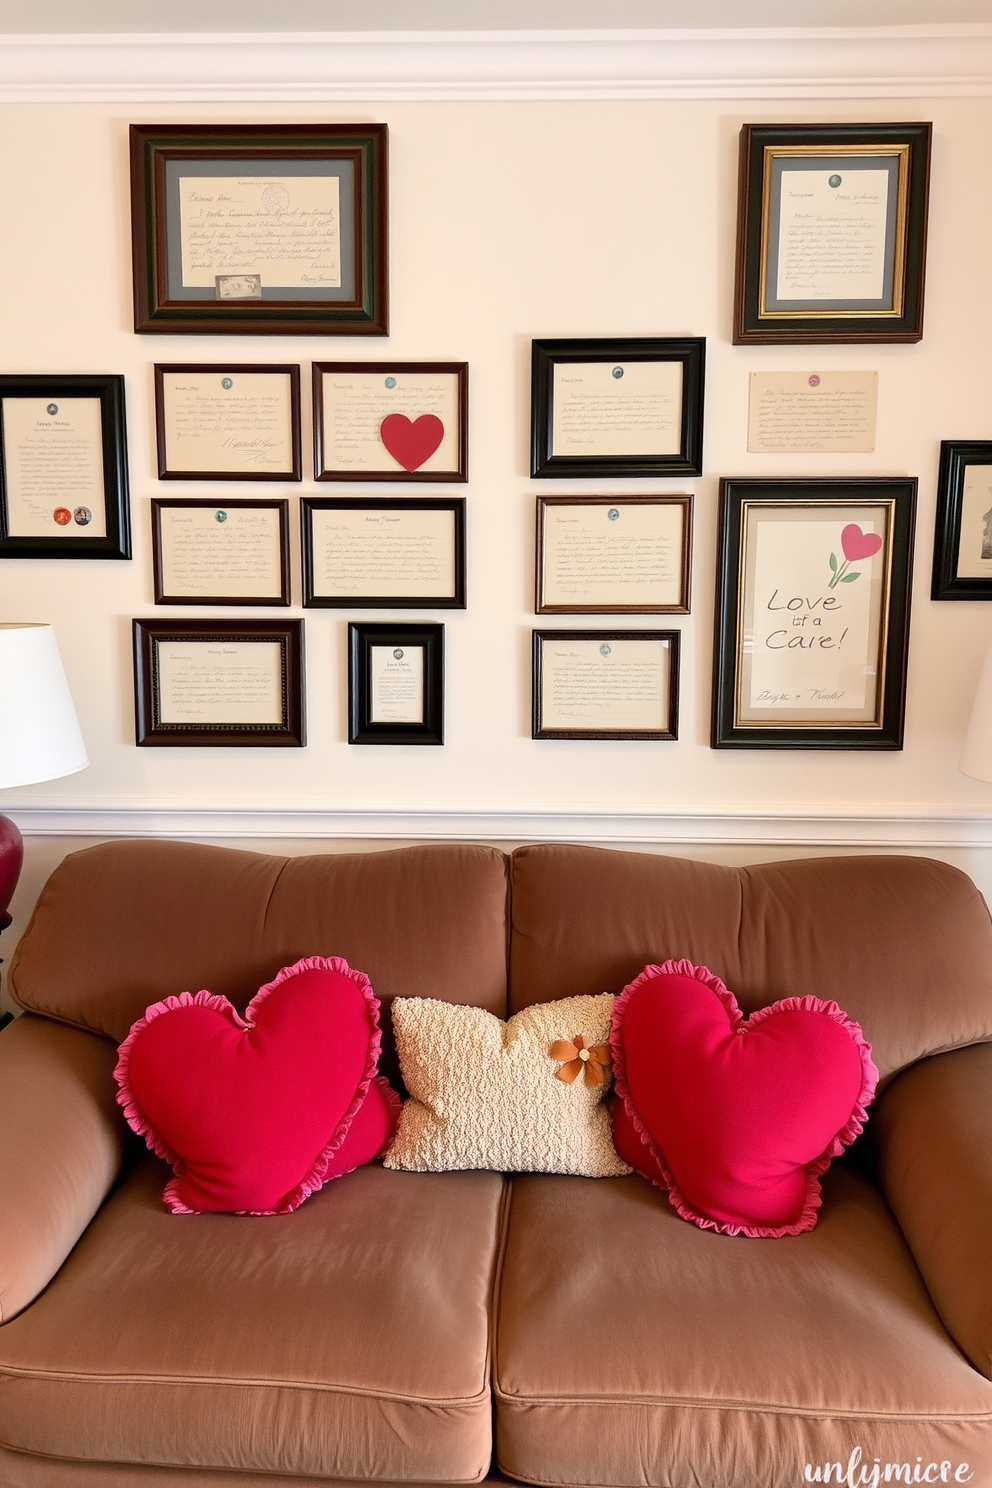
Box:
(932, 441, 992, 600)
(151, 498, 291, 606)
(531, 338, 705, 478)
(348, 622, 443, 745)
(302, 498, 465, 608)
(154, 364, 302, 481)
(532, 629, 680, 740)
(0, 374, 131, 559)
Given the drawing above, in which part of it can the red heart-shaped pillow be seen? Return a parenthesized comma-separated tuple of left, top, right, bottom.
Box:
(114, 956, 400, 1215)
(610, 960, 877, 1237)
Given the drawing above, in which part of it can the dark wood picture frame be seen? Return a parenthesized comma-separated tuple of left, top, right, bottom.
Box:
(734, 122, 932, 345)
(151, 498, 291, 606)
(348, 621, 444, 745)
(712, 478, 916, 750)
(154, 364, 302, 480)
(536, 495, 692, 614)
(531, 337, 705, 479)
(133, 618, 305, 746)
(313, 362, 468, 482)
(302, 497, 465, 608)
(0, 374, 131, 560)
(932, 442, 992, 600)
(130, 123, 388, 336)
(532, 629, 680, 740)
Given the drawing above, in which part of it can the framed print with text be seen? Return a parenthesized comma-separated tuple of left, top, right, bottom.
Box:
(151, 498, 290, 605)
(348, 622, 443, 745)
(734, 122, 931, 344)
(130, 123, 388, 336)
(932, 442, 992, 599)
(133, 619, 304, 746)
(314, 362, 467, 481)
(531, 338, 704, 478)
(532, 630, 680, 741)
(154, 365, 301, 480)
(537, 496, 691, 614)
(712, 479, 916, 750)
(303, 497, 465, 608)
(0, 374, 131, 559)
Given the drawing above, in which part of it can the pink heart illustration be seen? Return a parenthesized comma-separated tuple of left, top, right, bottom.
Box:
(380, 413, 445, 472)
(841, 524, 882, 563)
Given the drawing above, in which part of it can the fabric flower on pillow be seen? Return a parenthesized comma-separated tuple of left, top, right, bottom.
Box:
(550, 1034, 611, 1088)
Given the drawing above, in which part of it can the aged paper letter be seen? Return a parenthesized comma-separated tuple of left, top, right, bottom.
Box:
(748, 372, 877, 454)
(159, 507, 283, 599)
(551, 362, 682, 458)
(2, 397, 107, 537)
(775, 169, 889, 303)
(161, 372, 294, 475)
(541, 638, 670, 732)
(156, 641, 284, 725)
(955, 466, 992, 580)
(320, 371, 460, 474)
(542, 502, 685, 609)
(179, 176, 341, 289)
(311, 507, 455, 599)
(370, 646, 425, 724)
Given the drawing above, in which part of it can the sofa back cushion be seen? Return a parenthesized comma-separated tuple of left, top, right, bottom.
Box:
(11, 841, 510, 1079)
(509, 846, 992, 1083)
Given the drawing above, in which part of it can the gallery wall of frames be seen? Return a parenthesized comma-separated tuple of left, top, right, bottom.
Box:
(2, 92, 992, 872)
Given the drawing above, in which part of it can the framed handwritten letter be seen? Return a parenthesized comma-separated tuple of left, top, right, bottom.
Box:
(302, 498, 465, 608)
(734, 123, 931, 344)
(537, 496, 691, 614)
(531, 338, 704, 478)
(151, 499, 290, 605)
(932, 442, 992, 600)
(132, 619, 304, 746)
(313, 363, 467, 481)
(712, 479, 916, 750)
(532, 630, 679, 741)
(154, 365, 301, 480)
(0, 374, 131, 560)
(130, 124, 387, 336)
(348, 622, 444, 746)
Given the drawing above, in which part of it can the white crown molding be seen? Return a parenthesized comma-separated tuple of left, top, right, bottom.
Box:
(2, 26, 992, 102)
(7, 803, 992, 850)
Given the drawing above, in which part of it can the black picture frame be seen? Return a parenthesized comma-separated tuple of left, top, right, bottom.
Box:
(536, 495, 692, 614)
(532, 629, 680, 740)
(0, 374, 131, 559)
(734, 122, 932, 345)
(154, 364, 302, 480)
(302, 498, 465, 608)
(712, 478, 916, 750)
(348, 622, 443, 745)
(932, 442, 992, 600)
(130, 123, 388, 336)
(151, 498, 291, 606)
(313, 362, 468, 482)
(133, 619, 305, 746)
(530, 337, 705, 478)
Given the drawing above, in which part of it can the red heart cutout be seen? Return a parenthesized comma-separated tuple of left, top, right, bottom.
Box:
(610, 960, 877, 1236)
(380, 413, 444, 472)
(115, 957, 399, 1214)
(841, 523, 883, 562)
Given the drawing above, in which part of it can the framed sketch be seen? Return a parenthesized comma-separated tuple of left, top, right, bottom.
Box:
(130, 123, 388, 336)
(133, 619, 304, 746)
(0, 374, 131, 559)
(932, 442, 992, 599)
(712, 479, 916, 749)
(154, 365, 302, 480)
(151, 499, 290, 605)
(531, 338, 704, 479)
(313, 362, 467, 481)
(348, 622, 443, 745)
(302, 498, 465, 608)
(734, 122, 932, 344)
(532, 630, 680, 740)
(537, 496, 691, 614)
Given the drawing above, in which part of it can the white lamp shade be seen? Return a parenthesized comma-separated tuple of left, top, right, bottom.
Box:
(0, 624, 88, 789)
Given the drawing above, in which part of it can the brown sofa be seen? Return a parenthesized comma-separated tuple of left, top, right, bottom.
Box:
(2, 839, 992, 1488)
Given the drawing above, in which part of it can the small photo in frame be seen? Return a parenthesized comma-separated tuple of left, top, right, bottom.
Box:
(932, 442, 992, 600)
(303, 498, 465, 608)
(0, 374, 131, 559)
(532, 630, 680, 740)
(133, 619, 304, 746)
(154, 365, 302, 480)
(314, 362, 468, 482)
(349, 622, 443, 745)
(734, 122, 932, 345)
(531, 338, 705, 479)
(151, 499, 291, 606)
(537, 496, 691, 614)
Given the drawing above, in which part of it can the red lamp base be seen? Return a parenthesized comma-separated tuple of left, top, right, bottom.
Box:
(0, 812, 24, 921)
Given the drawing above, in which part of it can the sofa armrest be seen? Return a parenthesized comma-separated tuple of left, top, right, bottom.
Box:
(0, 1014, 125, 1324)
(873, 1041, 992, 1378)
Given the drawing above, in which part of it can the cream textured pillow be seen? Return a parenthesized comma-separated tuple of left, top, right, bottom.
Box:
(383, 994, 631, 1178)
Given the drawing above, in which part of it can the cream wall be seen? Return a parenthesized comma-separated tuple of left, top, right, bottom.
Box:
(3, 89, 992, 1002)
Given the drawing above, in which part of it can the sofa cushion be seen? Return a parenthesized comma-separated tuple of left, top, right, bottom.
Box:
(0, 1156, 505, 1482)
(494, 1170, 992, 1488)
